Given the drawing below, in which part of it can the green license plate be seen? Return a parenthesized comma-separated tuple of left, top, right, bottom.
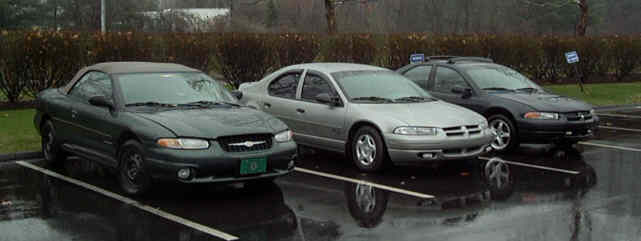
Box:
(240, 157, 267, 175)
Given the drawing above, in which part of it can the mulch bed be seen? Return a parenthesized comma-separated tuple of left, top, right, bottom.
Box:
(0, 101, 36, 111)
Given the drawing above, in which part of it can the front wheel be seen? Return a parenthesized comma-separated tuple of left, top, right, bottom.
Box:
(488, 114, 519, 152)
(118, 140, 152, 196)
(351, 126, 387, 172)
(41, 120, 67, 165)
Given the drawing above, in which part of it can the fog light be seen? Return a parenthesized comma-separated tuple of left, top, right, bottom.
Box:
(177, 168, 192, 179)
(288, 160, 295, 169)
(421, 153, 436, 159)
(565, 131, 573, 136)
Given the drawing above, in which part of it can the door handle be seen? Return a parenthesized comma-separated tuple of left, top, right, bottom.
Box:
(296, 108, 305, 114)
(264, 103, 271, 108)
(71, 110, 78, 119)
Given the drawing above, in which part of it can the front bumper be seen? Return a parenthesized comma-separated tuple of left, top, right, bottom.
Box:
(518, 116, 599, 143)
(385, 131, 495, 163)
(143, 140, 298, 183)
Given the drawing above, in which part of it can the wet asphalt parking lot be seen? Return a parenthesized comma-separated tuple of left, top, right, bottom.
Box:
(2, 106, 641, 241)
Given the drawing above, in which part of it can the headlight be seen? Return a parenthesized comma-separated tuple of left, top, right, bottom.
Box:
(157, 138, 210, 149)
(523, 112, 559, 120)
(275, 130, 293, 142)
(393, 127, 438, 136)
(590, 109, 596, 115)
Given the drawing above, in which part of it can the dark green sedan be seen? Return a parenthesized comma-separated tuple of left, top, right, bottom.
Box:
(34, 62, 297, 195)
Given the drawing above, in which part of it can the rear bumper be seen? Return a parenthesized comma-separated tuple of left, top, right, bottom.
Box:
(144, 141, 298, 183)
(385, 132, 494, 163)
(518, 117, 599, 143)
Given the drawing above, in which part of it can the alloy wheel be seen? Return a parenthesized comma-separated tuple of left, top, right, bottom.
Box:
(485, 159, 510, 190)
(356, 134, 377, 166)
(490, 119, 511, 150)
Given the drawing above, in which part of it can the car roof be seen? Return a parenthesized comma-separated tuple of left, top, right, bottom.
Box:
(282, 63, 389, 74)
(61, 62, 200, 94)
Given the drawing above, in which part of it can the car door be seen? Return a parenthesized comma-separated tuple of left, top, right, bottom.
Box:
(67, 71, 119, 166)
(402, 64, 433, 90)
(295, 70, 347, 151)
(428, 66, 485, 113)
(261, 70, 305, 133)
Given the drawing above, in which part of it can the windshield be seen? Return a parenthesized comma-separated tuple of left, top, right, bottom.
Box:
(116, 72, 237, 105)
(464, 64, 543, 92)
(332, 70, 432, 102)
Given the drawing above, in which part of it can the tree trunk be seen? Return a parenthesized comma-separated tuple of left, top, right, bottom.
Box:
(576, 0, 588, 36)
(324, 0, 337, 34)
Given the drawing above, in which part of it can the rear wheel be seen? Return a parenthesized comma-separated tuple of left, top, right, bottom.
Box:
(488, 114, 519, 152)
(351, 126, 387, 172)
(41, 120, 67, 165)
(118, 140, 152, 196)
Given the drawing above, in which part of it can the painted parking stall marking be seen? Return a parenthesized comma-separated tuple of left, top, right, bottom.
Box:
(294, 167, 435, 199)
(578, 142, 641, 153)
(477, 157, 580, 175)
(16, 161, 239, 241)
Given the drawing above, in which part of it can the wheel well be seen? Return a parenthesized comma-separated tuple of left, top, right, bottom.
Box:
(346, 121, 386, 154)
(484, 108, 516, 122)
(116, 131, 140, 161)
(39, 114, 51, 131)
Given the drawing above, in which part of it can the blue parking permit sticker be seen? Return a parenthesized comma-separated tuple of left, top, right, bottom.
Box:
(410, 54, 425, 64)
(565, 51, 579, 64)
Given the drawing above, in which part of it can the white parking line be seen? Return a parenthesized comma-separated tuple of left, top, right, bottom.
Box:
(15, 161, 239, 241)
(599, 126, 641, 133)
(578, 141, 641, 152)
(294, 167, 435, 199)
(477, 157, 580, 175)
(598, 113, 641, 119)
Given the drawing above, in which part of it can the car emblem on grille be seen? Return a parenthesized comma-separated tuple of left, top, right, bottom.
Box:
(579, 113, 585, 120)
(229, 141, 266, 148)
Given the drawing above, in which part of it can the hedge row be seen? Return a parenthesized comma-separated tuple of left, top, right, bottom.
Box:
(1, 31, 640, 103)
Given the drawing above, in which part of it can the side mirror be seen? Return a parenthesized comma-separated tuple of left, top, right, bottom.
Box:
(451, 86, 472, 98)
(89, 96, 114, 110)
(315, 93, 340, 106)
(231, 90, 243, 100)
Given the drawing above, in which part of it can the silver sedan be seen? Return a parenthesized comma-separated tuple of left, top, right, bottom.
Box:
(238, 63, 495, 172)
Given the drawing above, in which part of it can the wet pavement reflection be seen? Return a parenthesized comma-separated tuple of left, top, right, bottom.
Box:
(1, 110, 641, 241)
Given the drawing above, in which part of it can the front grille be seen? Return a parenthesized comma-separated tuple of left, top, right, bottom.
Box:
(217, 134, 273, 152)
(444, 125, 482, 137)
(565, 111, 593, 121)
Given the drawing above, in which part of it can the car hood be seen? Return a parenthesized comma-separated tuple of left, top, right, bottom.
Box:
(134, 107, 288, 138)
(491, 92, 593, 112)
(356, 101, 487, 127)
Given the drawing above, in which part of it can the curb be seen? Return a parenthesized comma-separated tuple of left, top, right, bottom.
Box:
(595, 104, 641, 111)
(0, 151, 43, 162)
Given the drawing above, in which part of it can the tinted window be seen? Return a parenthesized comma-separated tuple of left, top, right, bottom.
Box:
(69, 72, 113, 102)
(301, 73, 336, 101)
(463, 64, 542, 91)
(403, 65, 432, 89)
(433, 67, 470, 93)
(332, 70, 432, 101)
(116, 72, 236, 105)
(268, 73, 301, 98)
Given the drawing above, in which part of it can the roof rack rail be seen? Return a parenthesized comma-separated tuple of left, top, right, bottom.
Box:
(426, 56, 460, 61)
(447, 57, 494, 64)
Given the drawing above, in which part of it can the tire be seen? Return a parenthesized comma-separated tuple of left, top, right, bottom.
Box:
(41, 120, 67, 165)
(118, 140, 152, 196)
(488, 114, 519, 152)
(351, 126, 387, 172)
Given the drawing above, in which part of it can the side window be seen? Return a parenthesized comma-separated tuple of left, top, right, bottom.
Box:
(268, 73, 301, 98)
(301, 73, 336, 101)
(433, 67, 470, 93)
(403, 65, 432, 89)
(69, 72, 113, 102)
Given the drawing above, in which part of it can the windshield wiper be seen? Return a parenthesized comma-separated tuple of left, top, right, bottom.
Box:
(179, 100, 242, 108)
(352, 96, 394, 103)
(515, 87, 539, 93)
(482, 87, 514, 92)
(125, 101, 176, 107)
(394, 96, 436, 102)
